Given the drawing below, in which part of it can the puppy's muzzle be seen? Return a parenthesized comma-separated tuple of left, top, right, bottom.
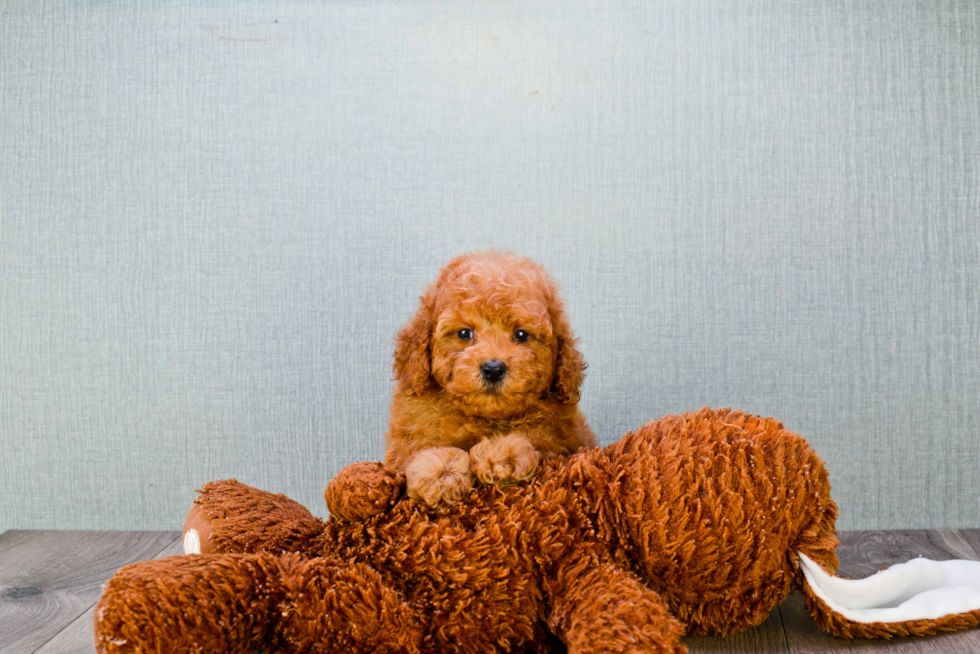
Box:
(479, 360, 508, 385)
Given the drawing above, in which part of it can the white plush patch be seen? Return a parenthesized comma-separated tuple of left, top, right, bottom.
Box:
(183, 529, 201, 555)
(799, 551, 980, 623)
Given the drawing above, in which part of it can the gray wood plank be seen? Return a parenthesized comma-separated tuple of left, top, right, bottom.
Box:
(0, 530, 180, 654)
(684, 607, 789, 653)
(779, 529, 980, 653)
(33, 535, 185, 654)
(832, 530, 980, 578)
(956, 529, 980, 560)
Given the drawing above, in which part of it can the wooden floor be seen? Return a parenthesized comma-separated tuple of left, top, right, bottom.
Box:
(1, 530, 978, 653)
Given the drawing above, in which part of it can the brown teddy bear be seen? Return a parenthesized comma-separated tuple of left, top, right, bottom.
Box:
(93, 408, 980, 654)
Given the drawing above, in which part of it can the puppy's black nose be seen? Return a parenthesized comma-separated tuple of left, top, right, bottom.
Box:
(480, 360, 508, 384)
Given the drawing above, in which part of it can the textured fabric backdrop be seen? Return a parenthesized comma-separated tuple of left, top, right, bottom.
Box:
(2, 0, 978, 531)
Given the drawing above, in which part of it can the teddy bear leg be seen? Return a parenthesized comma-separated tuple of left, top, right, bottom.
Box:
(277, 555, 424, 654)
(547, 557, 688, 654)
(183, 478, 327, 555)
(94, 553, 285, 654)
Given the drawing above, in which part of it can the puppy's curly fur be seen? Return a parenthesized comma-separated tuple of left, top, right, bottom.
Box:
(385, 252, 596, 504)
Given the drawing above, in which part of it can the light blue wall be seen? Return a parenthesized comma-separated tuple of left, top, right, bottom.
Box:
(2, 0, 978, 531)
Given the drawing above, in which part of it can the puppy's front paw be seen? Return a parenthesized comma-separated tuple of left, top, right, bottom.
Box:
(405, 447, 473, 505)
(470, 434, 541, 486)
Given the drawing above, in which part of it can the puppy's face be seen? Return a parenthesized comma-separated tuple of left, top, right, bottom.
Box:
(393, 252, 584, 418)
(430, 299, 556, 418)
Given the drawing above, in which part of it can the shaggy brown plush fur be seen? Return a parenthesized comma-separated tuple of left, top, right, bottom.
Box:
(95, 409, 979, 653)
(386, 252, 596, 504)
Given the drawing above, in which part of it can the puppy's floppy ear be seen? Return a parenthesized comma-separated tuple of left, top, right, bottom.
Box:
(394, 255, 474, 396)
(393, 298, 434, 396)
(548, 299, 585, 404)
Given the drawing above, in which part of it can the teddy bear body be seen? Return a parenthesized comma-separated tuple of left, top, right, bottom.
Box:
(96, 408, 852, 654)
(317, 407, 839, 650)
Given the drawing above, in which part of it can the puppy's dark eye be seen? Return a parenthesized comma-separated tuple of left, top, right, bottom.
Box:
(457, 329, 473, 341)
(514, 329, 530, 343)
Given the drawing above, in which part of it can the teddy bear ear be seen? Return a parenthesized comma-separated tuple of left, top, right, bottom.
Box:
(393, 298, 434, 396)
(549, 299, 585, 404)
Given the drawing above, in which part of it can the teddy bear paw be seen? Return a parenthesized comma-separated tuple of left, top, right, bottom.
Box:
(182, 503, 214, 554)
(325, 461, 406, 521)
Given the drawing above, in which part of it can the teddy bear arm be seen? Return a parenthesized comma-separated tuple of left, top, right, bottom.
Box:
(183, 479, 326, 556)
(325, 461, 406, 521)
(546, 557, 688, 654)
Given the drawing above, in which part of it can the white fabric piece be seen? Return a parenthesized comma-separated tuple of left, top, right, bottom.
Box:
(183, 529, 201, 555)
(799, 552, 980, 623)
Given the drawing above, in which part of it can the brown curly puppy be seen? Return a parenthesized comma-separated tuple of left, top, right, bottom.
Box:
(386, 251, 596, 505)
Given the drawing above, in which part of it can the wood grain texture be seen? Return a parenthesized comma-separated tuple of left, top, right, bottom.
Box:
(833, 530, 980, 578)
(0, 530, 180, 654)
(779, 529, 980, 653)
(32, 535, 185, 654)
(684, 607, 789, 653)
(956, 529, 980, 558)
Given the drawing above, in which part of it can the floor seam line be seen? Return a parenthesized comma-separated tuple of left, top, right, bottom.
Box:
(30, 532, 181, 653)
(778, 597, 791, 654)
